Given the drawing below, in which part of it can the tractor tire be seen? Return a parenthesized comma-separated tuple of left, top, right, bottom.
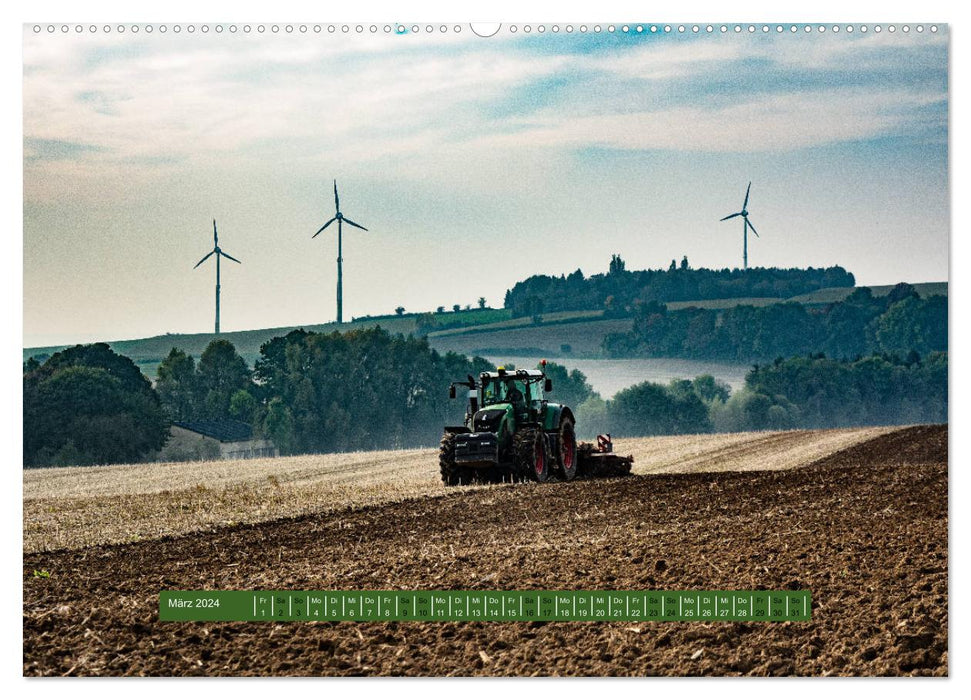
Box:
(440, 432, 475, 486)
(514, 427, 549, 483)
(557, 416, 578, 481)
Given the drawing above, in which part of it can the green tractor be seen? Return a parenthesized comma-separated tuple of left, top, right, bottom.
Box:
(439, 362, 632, 486)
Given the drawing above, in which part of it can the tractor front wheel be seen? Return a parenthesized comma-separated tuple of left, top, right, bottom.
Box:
(440, 432, 475, 486)
(514, 427, 549, 483)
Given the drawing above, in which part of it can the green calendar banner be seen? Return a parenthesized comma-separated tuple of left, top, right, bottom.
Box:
(160, 590, 811, 622)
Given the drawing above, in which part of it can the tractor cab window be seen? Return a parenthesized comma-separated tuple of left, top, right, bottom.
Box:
(503, 380, 527, 406)
(481, 380, 499, 406)
(530, 379, 544, 402)
(481, 378, 527, 407)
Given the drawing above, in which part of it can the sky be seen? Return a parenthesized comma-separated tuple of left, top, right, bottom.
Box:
(22, 23, 949, 347)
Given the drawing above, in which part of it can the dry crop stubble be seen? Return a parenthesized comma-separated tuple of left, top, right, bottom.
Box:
(24, 426, 898, 552)
(22, 425, 948, 676)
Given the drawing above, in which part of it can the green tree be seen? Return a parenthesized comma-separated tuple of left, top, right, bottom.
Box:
(691, 374, 731, 403)
(609, 254, 626, 275)
(155, 347, 199, 421)
(255, 327, 492, 454)
(540, 362, 595, 408)
(478, 297, 487, 309)
(607, 381, 711, 437)
(197, 339, 252, 419)
(395, 306, 405, 316)
(254, 329, 309, 386)
(885, 282, 918, 306)
(263, 397, 295, 454)
(742, 353, 947, 429)
(229, 389, 258, 423)
(872, 295, 947, 356)
(23, 344, 168, 467)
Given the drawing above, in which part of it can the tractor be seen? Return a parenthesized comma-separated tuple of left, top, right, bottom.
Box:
(439, 362, 632, 486)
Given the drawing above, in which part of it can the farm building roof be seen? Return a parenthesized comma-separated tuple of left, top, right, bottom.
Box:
(173, 419, 253, 443)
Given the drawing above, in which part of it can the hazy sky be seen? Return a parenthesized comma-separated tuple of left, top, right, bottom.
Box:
(23, 25, 948, 347)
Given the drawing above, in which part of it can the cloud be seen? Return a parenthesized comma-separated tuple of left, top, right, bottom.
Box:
(22, 28, 948, 204)
(24, 138, 107, 161)
(469, 87, 945, 154)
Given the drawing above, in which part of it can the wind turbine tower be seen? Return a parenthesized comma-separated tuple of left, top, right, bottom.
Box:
(313, 180, 368, 324)
(720, 182, 761, 270)
(194, 219, 241, 334)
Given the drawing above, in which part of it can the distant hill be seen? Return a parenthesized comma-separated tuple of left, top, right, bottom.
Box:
(24, 282, 947, 377)
(23, 309, 500, 379)
(426, 281, 948, 359)
(786, 282, 948, 305)
(504, 261, 857, 317)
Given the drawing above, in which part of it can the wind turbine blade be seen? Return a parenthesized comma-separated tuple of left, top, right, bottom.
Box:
(343, 217, 368, 231)
(746, 218, 760, 237)
(213, 219, 218, 246)
(334, 180, 340, 212)
(720, 212, 742, 221)
(313, 217, 337, 238)
(743, 181, 751, 210)
(220, 251, 242, 264)
(194, 250, 215, 269)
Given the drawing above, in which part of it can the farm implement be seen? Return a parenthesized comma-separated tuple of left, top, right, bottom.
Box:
(440, 362, 633, 485)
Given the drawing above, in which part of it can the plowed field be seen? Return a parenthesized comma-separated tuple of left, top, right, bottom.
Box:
(23, 425, 947, 676)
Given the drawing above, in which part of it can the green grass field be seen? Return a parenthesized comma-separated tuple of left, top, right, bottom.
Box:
(664, 297, 781, 310)
(428, 318, 634, 358)
(787, 281, 947, 305)
(426, 309, 605, 338)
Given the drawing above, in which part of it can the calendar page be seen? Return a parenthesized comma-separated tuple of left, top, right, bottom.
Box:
(22, 19, 948, 679)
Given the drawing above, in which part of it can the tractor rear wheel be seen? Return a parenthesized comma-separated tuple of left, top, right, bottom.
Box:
(514, 427, 549, 483)
(440, 432, 475, 486)
(558, 417, 578, 481)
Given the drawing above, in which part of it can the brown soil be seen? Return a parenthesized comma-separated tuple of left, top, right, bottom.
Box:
(23, 425, 947, 677)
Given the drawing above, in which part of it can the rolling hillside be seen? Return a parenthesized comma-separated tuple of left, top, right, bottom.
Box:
(23, 282, 947, 377)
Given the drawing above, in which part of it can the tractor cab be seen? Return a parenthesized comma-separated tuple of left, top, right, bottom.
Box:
(479, 368, 549, 420)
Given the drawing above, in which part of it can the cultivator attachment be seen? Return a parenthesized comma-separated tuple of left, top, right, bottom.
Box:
(576, 434, 634, 478)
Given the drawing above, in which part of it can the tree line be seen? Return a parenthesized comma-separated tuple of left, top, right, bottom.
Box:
(574, 352, 947, 439)
(23, 329, 947, 468)
(602, 284, 946, 362)
(250, 328, 492, 453)
(503, 255, 855, 318)
(23, 328, 494, 467)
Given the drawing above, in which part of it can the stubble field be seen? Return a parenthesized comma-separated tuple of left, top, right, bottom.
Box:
(23, 424, 946, 676)
(25, 426, 896, 552)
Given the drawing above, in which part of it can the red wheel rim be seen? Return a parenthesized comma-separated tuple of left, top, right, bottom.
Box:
(563, 429, 575, 470)
(535, 436, 545, 477)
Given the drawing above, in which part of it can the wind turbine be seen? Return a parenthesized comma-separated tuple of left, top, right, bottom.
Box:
(312, 180, 368, 324)
(194, 219, 241, 334)
(720, 181, 761, 270)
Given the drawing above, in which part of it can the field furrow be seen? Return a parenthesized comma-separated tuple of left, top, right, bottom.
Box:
(25, 426, 899, 552)
(22, 425, 948, 676)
